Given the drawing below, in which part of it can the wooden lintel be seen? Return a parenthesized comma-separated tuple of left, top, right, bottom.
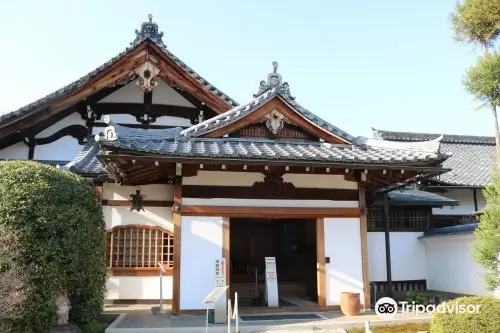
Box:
(182, 185, 359, 201)
(180, 206, 361, 218)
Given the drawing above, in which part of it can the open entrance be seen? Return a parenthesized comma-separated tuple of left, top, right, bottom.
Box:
(229, 218, 318, 308)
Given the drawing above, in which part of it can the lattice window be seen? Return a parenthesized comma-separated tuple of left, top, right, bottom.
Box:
(106, 225, 174, 274)
(367, 207, 431, 231)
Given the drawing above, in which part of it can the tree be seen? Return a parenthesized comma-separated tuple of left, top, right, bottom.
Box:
(473, 173, 500, 291)
(451, 0, 500, 167)
(463, 52, 500, 166)
(0, 161, 107, 332)
(451, 0, 500, 48)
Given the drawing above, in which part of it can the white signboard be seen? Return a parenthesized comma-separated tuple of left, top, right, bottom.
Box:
(213, 259, 227, 323)
(265, 257, 279, 307)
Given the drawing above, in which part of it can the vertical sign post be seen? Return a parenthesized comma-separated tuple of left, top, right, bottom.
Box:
(214, 259, 227, 323)
(265, 257, 279, 307)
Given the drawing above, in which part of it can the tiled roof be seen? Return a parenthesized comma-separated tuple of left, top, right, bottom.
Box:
(371, 186, 459, 206)
(373, 129, 496, 187)
(0, 15, 236, 126)
(62, 137, 107, 175)
(419, 223, 478, 239)
(93, 119, 450, 166)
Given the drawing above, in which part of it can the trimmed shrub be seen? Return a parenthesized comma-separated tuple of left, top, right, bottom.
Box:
(0, 160, 107, 332)
(430, 296, 500, 333)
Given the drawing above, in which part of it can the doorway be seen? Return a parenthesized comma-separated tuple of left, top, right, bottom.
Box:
(229, 218, 318, 307)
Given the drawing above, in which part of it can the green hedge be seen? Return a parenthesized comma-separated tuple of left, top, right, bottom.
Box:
(430, 296, 500, 333)
(0, 161, 107, 333)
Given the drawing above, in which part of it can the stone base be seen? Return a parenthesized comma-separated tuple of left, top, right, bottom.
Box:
(51, 324, 81, 333)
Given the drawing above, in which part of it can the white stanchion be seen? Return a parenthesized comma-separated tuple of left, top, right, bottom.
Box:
(151, 263, 167, 314)
(231, 292, 239, 333)
(227, 298, 232, 333)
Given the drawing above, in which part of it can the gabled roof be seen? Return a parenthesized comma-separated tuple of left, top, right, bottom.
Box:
(373, 128, 496, 187)
(180, 62, 358, 144)
(0, 15, 237, 137)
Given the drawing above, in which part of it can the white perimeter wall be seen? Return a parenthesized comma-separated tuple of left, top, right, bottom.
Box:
(368, 232, 427, 282)
(103, 184, 174, 300)
(179, 216, 224, 310)
(422, 235, 489, 296)
(432, 189, 485, 215)
(324, 218, 364, 306)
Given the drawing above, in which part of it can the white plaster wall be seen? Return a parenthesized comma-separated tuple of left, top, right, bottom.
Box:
(152, 80, 196, 107)
(98, 80, 195, 108)
(179, 216, 224, 310)
(98, 81, 144, 104)
(367, 232, 427, 282)
(34, 137, 84, 161)
(106, 276, 173, 300)
(0, 142, 29, 160)
(432, 189, 484, 215)
(183, 171, 357, 190)
(183, 198, 358, 208)
(422, 235, 489, 296)
(154, 116, 192, 127)
(324, 218, 364, 305)
(103, 184, 174, 300)
(35, 113, 86, 138)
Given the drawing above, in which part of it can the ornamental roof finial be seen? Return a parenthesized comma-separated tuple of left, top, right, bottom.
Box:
(254, 61, 295, 100)
(131, 14, 166, 49)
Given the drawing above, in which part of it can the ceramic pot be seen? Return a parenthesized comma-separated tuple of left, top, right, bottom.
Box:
(340, 292, 361, 316)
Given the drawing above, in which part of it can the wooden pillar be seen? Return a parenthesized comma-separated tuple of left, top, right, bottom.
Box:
(383, 193, 393, 298)
(172, 176, 182, 314)
(223, 217, 231, 300)
(316, 217, 327, 306)
(358, 183, 371, 308)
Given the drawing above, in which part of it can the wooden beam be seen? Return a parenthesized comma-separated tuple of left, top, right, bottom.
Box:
(101, 199, 173, 207)
(316, 217, 327, 306)
(180, 206, 361, 218)
(172, 176, 182, 315)
(92, 103, 199, 120)
(358, 183, 371, 308)
(182, 185, 359, 201)
(107, 268, 173, 276)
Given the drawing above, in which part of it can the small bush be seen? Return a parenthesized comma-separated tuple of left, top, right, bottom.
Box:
(406, 291, 430, 306)
(0, 161, 107, 332)
(430, 296, 500, 333)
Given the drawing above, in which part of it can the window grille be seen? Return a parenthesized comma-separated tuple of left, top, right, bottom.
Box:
(106, 225, 174, 271)
(367, 207, 431, 231)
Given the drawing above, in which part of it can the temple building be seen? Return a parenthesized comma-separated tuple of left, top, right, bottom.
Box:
(0, 15, 491, 313)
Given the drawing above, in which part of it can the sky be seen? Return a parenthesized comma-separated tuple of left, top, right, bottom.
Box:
(0, 0, 493, 138)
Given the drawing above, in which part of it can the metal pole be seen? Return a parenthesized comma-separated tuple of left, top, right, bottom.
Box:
(235, 292, 239, 333)
(383, 193, 393, 298)
(205, 305, 209, 333)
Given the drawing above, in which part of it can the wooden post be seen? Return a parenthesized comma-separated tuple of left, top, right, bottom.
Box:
(358, 183, 371, 308)
(172, 176, 182, 314)
(316, 217, 326, 306)
(473, 188, 478, 212)
(383, 193, 393, 298)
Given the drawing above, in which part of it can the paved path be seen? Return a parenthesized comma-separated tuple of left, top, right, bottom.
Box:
(104, 306, 432, 333)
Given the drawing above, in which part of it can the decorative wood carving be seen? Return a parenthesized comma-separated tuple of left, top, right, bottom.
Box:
(232, 122, 317, 140)
(134, 60, 160, 92)
(33, 125, 88, 146)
